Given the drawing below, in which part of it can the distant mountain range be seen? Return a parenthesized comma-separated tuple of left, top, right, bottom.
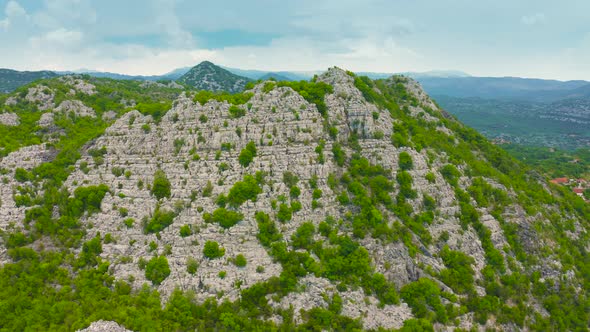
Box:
(2, 62, 589, 149)
(418, 76, 590, 102)
(0, 69, 59, 93)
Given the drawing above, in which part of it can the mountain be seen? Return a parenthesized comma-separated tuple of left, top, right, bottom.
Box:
(177, 61, 251, 92)
(56, 70, 180, 82)
(258, 72, 292, 81)
(0, 69, 59, 93)
(161, 66, 191, 80)
(417, 76, 590, 102)
(356, 70, 471, 80)
(0, 70, 589, 331)
(223, 66, 314, 81)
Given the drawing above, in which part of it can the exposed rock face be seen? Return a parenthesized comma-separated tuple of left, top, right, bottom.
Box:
(36, 99, 96, 127)
(25, 85, 55, 110)
(4, 96, 18, 106)
(0, 144, 55, 230)
(140, 80, 184, 89)
(37, 70, 478, 327)
(37, 112, 55, 127)
(77, 320, 131, 332)
(55, 100, 97, 118)
(177, 61, 250, 92)
(59, 75, 97, 95)
(0, 112, 19, 126)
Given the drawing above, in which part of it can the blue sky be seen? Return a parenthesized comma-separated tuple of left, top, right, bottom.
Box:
(0, 0, 589, 80)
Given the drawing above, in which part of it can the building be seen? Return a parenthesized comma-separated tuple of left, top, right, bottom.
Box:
(550, 177, 569, 185)
(573, 188, 584, 197)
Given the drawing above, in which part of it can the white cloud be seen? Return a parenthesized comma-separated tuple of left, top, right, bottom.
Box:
(0, 0, 28, 29)
(5, 1, 26, 17)
(0, 1, 589, 80)
(29, 28, 84, 48)
(151, 0, 195, 49)
(521, 13, 545, 25)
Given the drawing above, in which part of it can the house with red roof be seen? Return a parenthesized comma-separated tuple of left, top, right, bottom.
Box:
(573, 188, 584, 197)
(550, 177, 569, 185)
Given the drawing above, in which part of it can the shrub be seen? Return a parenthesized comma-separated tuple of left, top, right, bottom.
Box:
(173, 138, 185, 154)
(291, 200, 302, 213)
(438, 246, 475, 294)
(144, 208, 176, 233)
(291, 222, 315, 249)
(15, 168, 33, 183)
(151, 170, 171, 200)
(425, 172, 436, 183)
(277, 203, 292, 222)
(210, 208, 243, 229)
(69, 184, 110, 217)
(187, 257, 198, 274)
(312, 189, 323, 199)
(423, 194, 436, 211)
(440, 164, 461, 187)
(202, 180, 213, 197)
(398, 151, 413, 171)
(203, 241, 225, 259)
(180, 225, 192, 237)
(290, 186, 301, 198)
(400, 278, 448, 323)
(282, 171, 299, 187)
(145, 256, 171, 285)
(332, 142, 346, 166)
(227, 175, 262, 207)
(111, 167, 124, 177)
(234, 254, 247, 267)
(229, 105, 245, 118)
(396, 171, 416, 199)
(238, 141, 257, 167)
(255, 211, 282, 247)
(123, 218, 134, 228)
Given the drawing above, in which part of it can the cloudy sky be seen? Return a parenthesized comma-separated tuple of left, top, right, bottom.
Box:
(1, 0, 589, 80)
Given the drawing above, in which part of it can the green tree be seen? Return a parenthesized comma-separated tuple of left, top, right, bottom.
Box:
(152, 169, 171, 200)
(203, 241, 225, 259)
(145, 256, 171, 285)
(238, 141, 257, 167)
(234, 254, 247, 267)
(399, 151, 414, 170)
(227, 175, 262, 207)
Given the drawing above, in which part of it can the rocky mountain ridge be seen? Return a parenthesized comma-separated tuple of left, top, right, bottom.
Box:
(0, 68, 588, 331)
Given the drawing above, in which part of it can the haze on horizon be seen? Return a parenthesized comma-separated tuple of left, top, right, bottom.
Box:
(0, 0, 589, 81)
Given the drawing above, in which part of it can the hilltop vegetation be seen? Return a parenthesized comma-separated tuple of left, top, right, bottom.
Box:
(0, 68, 588, 331)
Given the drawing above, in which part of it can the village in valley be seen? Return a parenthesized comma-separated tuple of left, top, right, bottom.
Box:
(550, 177, 590, 201)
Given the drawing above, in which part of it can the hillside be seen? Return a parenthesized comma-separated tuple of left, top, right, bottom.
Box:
(0, 70, 588, 331)
(177, 61, 251, 92)
(0, 68, 59, 93)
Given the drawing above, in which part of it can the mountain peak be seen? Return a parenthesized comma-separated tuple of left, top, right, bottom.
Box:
(195, 60, 215, 68)
(177, 61, 251, 93)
